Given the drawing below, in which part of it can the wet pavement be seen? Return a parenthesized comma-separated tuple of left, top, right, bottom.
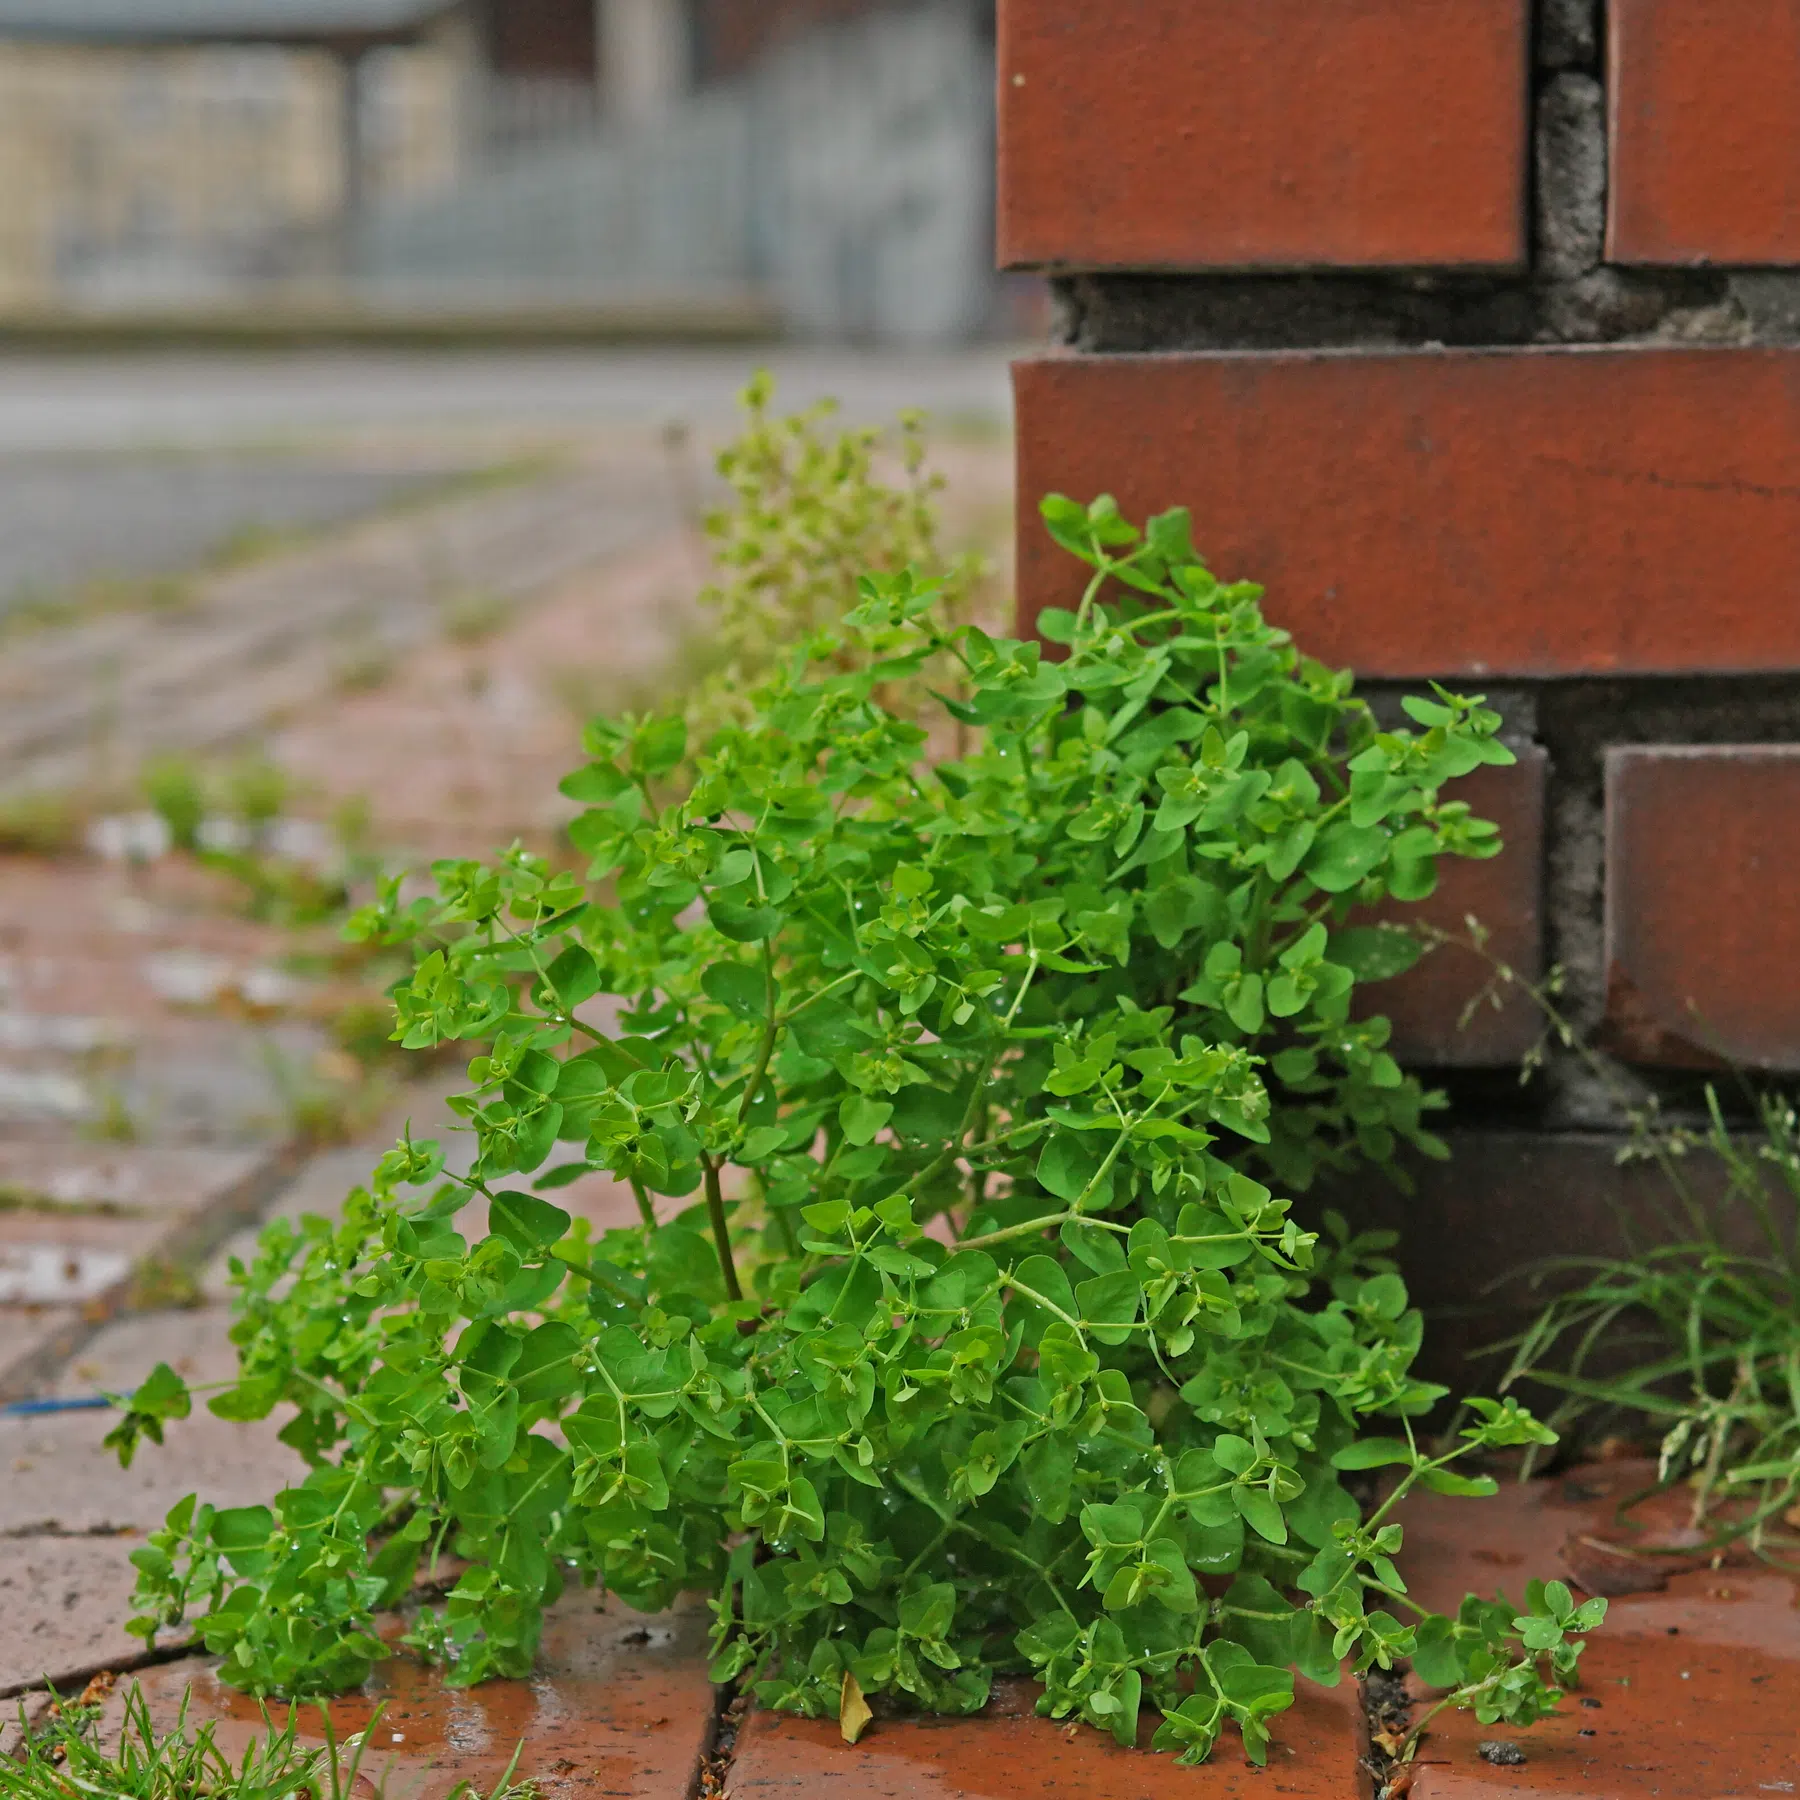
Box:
(0, 448, 471, 621)
(0, 347, 1013, 455)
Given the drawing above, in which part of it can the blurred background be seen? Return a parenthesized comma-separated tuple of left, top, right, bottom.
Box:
(0, 0, 1026, 1175)
(0, 0, 1022, 340)
(0, 6, 1027, 1655)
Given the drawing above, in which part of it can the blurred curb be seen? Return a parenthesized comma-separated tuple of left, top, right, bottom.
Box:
(0, 300, 781, 353)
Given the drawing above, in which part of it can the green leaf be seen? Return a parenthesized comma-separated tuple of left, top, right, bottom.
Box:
(208, 1377, 282, 1423)
(1418, 1468, 1500, 1498)
(703, 961, 771, 1020)
(1037, 1132, 1110, 1203)
(544, 943, 602, 1009)
(839, 1095, 893, 1147)
(1329, 926, 1425, 982)
(1075, 1270, 1140, 1346)
(631, 715, 687, 777)
(558, 761, 631, 803)
(488, 1190, 573, 1254)
(1330, 1439, 1416, 1471)
(131, 1362, 192, 1421)
(709, 899, 785, 943)
(1306, 823, 1388, 893)
(1233, 1486, 1288, 1545)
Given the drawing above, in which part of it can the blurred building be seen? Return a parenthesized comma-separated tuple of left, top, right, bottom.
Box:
(0, 0, 1000, 341)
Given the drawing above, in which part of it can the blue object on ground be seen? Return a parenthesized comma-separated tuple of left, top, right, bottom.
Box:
(0, 1395, 115, 1417)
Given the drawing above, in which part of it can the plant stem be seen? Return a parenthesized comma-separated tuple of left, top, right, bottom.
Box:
(628, 1176, 657, 1231)
(701, 1153, 744, 1301)
(550, 1253, 645, 1310)
(736, 941, 781, 1131)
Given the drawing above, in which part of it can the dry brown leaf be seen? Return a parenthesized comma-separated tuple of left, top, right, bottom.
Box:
(839, 1669, 873, 1746)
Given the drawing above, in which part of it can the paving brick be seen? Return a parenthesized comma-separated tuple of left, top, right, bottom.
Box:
(1360, 753, 1546, 1067)
(0, 449, 679, 801)
(0, 1534, 146, 1697)
(0, 1147, 288, 1403)
(730, 1671, 1363, 1797)
(1396, 1463, 1800, 1798)
(102, 1593, 718, 1800)
(1014, 348, 1800, 679)
(0, 1144, 267, 1219)
(1609, 0, 1800, 265)
(1, 1306, 305, 1536)
(997, 0, 1529, 272)
(0, 1307, 84, 1403)
(1605, 747, 1800, 1069)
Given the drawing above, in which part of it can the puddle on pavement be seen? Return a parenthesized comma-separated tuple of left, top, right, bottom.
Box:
(141, 951, 305, 1013)
(113, 1601, 718, 1800)
(141, 951, 235, 1007)
(0, 1068, 90, 1121)
(0, 1243, 131, 1303)
(0, 1012, 125, 1054)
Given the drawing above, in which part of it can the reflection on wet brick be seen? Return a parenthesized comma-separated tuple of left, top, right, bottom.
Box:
(1398, 1464, 1800, 1798)
(105, 1593, 719, 1800)
(730, 1672, 1364, 1799)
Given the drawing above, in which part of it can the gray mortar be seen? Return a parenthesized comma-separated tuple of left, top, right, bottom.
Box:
(1537, 74, 1605, 280)
(1538, 0, 1600, 71)
(1048, 266, 1756, 354)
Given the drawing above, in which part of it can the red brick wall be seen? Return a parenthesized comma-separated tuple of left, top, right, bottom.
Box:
(484, 0, 596, 79)
(693, 0, 879, 78)
(999, 0, 1530, 271)
(1001, 0, 1800, 1246)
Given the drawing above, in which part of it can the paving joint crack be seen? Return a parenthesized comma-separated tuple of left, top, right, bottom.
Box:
(691, 1678, 749, 1800)
(0, 1523, 138, 1541)
(0, 1635, 196, 1705)
(0, 1138, 301, 1406)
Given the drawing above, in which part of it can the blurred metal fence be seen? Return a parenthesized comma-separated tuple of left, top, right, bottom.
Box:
(354, 4, 996, 344)
(355, 85, 757, 310)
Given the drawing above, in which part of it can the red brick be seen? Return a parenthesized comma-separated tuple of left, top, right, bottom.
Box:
(1015, 349, 1800, 679)
(0, 1535, 149, 1696)
(1362, 754, 1546, 1068)
(730, 1672, 1364, 1797)
(1317, 1131, 1784, 1389)
(1609, 0, 1800, 265)
(1396, 1465, 1800, 1799)
(1605, 746, 1800, 1068)
(997, 1, 1530, 272)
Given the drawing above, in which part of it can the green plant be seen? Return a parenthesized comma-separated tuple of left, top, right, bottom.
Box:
(4, 1678, 535, 1800)
(442, 587, 514, 644)
(143, 756, 207, 853)
(0, 788, 89, 857)
(111, 498, 1598, 1764)
(689, 372, 988, 738)
(1504, 1082, 1800, 1558)
(127, 1254, 203, 1313)
(224, 757, 291, 835)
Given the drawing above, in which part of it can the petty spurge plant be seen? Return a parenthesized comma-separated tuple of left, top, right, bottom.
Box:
(108, 498, 1599, 1763)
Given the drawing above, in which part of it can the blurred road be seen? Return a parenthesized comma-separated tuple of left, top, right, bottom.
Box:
(0, 346, 1016, 454)
(0, 452, 467, 615)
